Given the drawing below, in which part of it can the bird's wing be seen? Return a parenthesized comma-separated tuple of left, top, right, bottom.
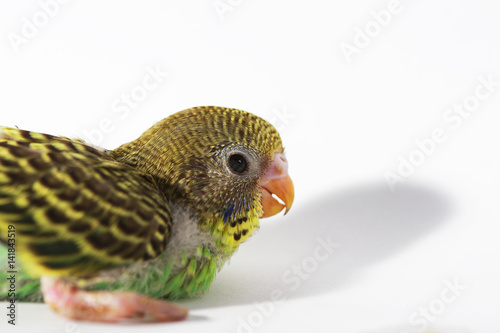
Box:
(0, 127, 172, 278)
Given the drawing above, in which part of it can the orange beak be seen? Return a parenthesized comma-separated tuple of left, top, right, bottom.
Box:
(259, 153, 294, 218)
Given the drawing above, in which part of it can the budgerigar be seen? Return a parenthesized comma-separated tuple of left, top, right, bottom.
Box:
(0, 106, 294, 322)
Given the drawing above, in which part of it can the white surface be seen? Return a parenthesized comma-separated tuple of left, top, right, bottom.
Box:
(1, 1, 499, 332)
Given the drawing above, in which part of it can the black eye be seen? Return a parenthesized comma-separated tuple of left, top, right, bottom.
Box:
(229, 154, 247, 174)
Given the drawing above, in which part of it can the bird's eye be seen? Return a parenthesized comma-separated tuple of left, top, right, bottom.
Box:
(228, 154, 248, 174)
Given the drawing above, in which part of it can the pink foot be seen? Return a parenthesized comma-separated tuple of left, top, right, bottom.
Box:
(40, 276, 188, 322)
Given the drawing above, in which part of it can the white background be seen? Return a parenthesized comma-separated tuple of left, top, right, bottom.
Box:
(1, 1, 499, 332)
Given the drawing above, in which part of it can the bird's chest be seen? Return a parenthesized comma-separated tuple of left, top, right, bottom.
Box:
(144, 205, 219, 299)
(148, 205, 259, 299)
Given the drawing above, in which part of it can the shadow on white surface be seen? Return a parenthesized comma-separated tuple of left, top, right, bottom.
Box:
(184, 182, 453, 309)
(0, 183, 454, 331)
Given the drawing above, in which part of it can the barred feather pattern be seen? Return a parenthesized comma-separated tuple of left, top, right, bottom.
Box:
(80, 205, 219, 300)
(0, 106, 285, 302)
(0, 128, 172, 279)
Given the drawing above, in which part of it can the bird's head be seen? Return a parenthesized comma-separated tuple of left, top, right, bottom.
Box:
(112, 106, 294, 251)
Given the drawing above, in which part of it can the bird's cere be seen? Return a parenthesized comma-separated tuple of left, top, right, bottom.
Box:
(259, 153, 294, 218)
